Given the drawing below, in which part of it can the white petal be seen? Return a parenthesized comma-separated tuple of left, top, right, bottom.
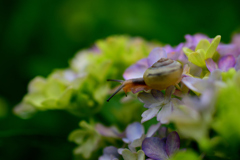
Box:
(141, 107, 160, 123)
(157, 103, 173, 124)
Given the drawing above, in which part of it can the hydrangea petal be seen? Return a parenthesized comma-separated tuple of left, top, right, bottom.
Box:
(188, 49, 206, 67)
(166, 43, 184, 60)
(232, 34, 240, 46)
(165, 86, 175, 100)
(123, 58, 148, 80)
(146, 123, 161, 137)
(138, 91, 163, 108)
(158, 127, 168, 139)
(151, 90, 164, 102)
(141, 107, 160, 123)
(125, 122, 144, 142)
(130, 134, 146, 148)
(103, 146, 119, 156)
(142, 137, 168, 160)
(195, 39, 210, 52)
(235, 55, 240, 71)
(157, 103, 173, 124)
(217, 44, 238, 57)
(147, 48, 167, 67)
(218, 55, 236, 72)
(185, 34, 210, 49)
(99, 146, 119, 160)
(209, 69, 222, 81)
(206, 35, 221, 59)
(95, 123, 120, 138)
(166, 131, 180, 156)
(181, 77, 202, 93)
(122, 149, 136, 160)
(205, 58, 218, 72)
(137, 150, 145, 160)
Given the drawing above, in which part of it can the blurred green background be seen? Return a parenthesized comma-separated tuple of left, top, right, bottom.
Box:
(0, 0, 240, 159)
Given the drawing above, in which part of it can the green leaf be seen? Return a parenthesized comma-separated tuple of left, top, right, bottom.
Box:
(195, 39, 210, 52)
(205, 35, 221, 59)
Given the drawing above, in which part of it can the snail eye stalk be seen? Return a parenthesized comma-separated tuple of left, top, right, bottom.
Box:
(106, 84, 125, 102)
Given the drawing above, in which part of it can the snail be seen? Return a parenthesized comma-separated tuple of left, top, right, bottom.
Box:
(107, 58, 183, 102)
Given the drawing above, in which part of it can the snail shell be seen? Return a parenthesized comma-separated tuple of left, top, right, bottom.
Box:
(107, 58, 183, 102)
(143, 58, 183, 91)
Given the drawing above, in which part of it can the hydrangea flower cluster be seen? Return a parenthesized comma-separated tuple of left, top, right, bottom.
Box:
(14, 36, 156, 119)
(15, 34, 240, 160)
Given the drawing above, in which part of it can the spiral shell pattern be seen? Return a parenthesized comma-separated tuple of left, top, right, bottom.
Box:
(143, 58, 183, 90)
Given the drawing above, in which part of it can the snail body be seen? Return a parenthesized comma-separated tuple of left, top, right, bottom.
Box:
(107, 58, 183, 102)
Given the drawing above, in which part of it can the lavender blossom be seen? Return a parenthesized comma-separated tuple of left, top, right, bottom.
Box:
(138, 86, 180, 124)
(123, 47, 167, 80)
(142, 131, 180, 160)
(121, 122, 161, 152)
(184, 34, 211, 50)
(95, 123, 122, 138)
(182, 69, 225, 94)
(205, 55, 238, 72)
(99, 146, 119, 160)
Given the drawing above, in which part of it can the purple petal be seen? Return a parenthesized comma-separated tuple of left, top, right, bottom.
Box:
(205, 58, 218, 72)
(142, 137, 168, 160)
(156, 103, 173, 124)
(165, 131, 180, 156)
(217, 44, 238, 57)
(146, 123, 161, 137)
(166, 43, 184, 60)
(123, 58, 148, 80)
(218, 55, 236, 72)
(103, 146, 119, 157)
(184, 34, 210, 49)
(235, 55, 240, 71)
(147, 48, 167, 67)
(95, 124, 120, 137)
(158, 127, 168, 139)
(232, 34, 240, 46)
(125, 122, 144, 142)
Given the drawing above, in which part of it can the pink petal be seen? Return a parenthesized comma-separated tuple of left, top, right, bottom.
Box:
(123, 58, 148, 80)
(147, 47, 167, 67)
(218, 55, 236, 72)
(205, 58, 218, 72)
